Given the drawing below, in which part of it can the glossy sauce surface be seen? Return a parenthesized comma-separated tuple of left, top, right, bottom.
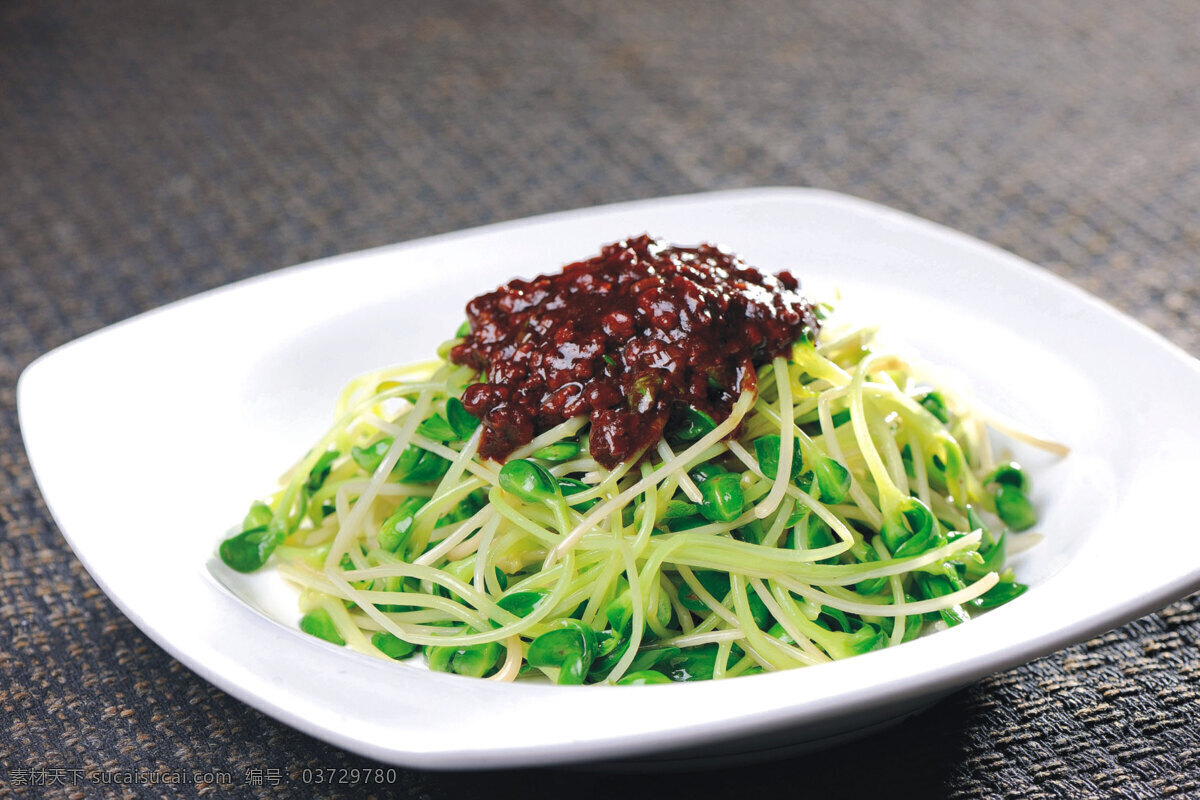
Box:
(450, 235, 819, 467)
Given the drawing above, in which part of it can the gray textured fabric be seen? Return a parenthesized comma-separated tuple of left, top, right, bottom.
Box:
(2, 2, 1199, 798)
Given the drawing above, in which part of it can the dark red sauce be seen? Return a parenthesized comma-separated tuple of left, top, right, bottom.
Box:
(450, 235, 820, 468)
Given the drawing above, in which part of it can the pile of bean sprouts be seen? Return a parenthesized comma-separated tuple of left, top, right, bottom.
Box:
(219, 314, 1066, 684)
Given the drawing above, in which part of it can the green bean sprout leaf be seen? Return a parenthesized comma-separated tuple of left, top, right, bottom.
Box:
(937, 439, 968, 504)
(784, 502, 809, 529)
(531, 440, 581, 462)
(666, 514, 708, 532)
(900, 444, 916, 479)
(847, 624, 888, 655)
(371, 631, 416, 660)
(795, 470, 816, 496)
(299, 608, 345, 646)
(671, 407, 718, 442)
(801, 512, 835, 550)
(351, 438, 393, 473)
(267, 505, 302, 539)
(873, 610, 924, 643)
(594, 630, 623, 659)
(677, 570, 731, 612)
(769, 622, 795, 645)
(961, 527, 1007, 581)
(528, 621, 596, 685)
(973, 579, 1029, 610)
(628, 646, 680, 674)
(915, 573, 971, 627)
(616, 670, 672, 685)
(965, 505, 995, 547)
(305, 450, 339, 494)
(242, 501, 273, 532)
(395, 444, 424, 477)
(816, 623, 888, 659)
(753, 435, 803, 481)
(985, 462, 1028, 492)
(378, 497, 428, 554)
(446, 397, 481, 439)
(500, 458, 572, 533)
(557, 653, 590, 685)
(454, 642, 503, 678)
(605, 592, 633, 634)
(219, 526, 282, 573)
(427, 641, 503, 678)
(812, 456, 851, 504)
(556, 477, 587, 495)
(892, 520, 943, 558)
(698, 473, 744, 522)
(606, 587, 670, 634)
(901, 616, 925, 642)
(425, 644, 454, 672)
(351, 439, 437, 481)
(499, 459, 561, 503)
(688, 462, 728, 485)
(455, 320, 470, 337)
(817, 606, 855, 633)
(734, 518, 765, 545)
(399, 450, 452, 483)
(557, 477, 599, 511)
(994, 484, 1037, 531)
(661, 499, 699, 520)
(588, 634, 632, 681)
(416, 413, 458, 442)
(496, 590, 547, 618)
(882, 498, 935, 553)
(665, 644, 719, 682)
(851, 545, 889, 594)
(749, 586, 773, 630)
(916, 390, 950, 424)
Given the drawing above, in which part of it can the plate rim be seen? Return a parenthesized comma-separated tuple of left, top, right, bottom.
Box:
(18, 186, 1200, 770)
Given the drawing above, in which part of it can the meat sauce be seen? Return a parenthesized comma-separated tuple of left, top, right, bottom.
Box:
(450, 235, 819, 468)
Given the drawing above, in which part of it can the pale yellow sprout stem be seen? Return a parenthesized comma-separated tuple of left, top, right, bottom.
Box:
(548, 390, 756, 564)
(489, 636, 524, 682)
(757, 356, 794, 519)
(657, 439, 703, 503)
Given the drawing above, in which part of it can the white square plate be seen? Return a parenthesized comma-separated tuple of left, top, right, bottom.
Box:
(19, 189, 1200, 769)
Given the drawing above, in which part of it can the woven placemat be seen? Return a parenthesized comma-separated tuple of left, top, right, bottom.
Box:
(2, 2, 1198, 798)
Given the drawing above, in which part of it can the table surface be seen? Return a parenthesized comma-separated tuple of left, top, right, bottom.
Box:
(3, 2, 1199, 798)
